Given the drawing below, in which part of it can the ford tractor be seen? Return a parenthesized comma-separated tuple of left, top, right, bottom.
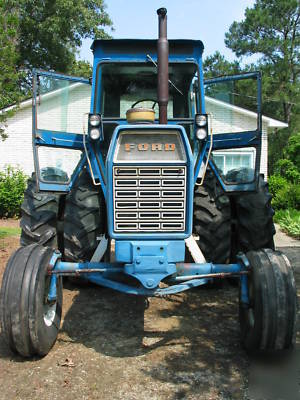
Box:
(0, 8, 297, 357)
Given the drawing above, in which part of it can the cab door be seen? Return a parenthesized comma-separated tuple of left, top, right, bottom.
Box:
(204, 72, 262, 192)
(32, 69, 91, 192)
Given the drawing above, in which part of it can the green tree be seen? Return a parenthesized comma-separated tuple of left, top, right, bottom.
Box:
(0, 0, 112, 139)
(18, 0, 112, 73)
(203, 51, 242, 78)
(69, 60, 93, 79)
(0, 1, 23, 140)
(225, 0, 300, 126)
(203, 52, 258, 113)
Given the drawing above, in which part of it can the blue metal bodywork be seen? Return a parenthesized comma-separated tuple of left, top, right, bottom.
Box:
(48, 253, 250, 299)
(30, 39, 258, 301)
(116, 240, 185, 289)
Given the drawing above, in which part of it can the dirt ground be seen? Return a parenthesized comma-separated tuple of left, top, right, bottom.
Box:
(0, 221, 299, 400)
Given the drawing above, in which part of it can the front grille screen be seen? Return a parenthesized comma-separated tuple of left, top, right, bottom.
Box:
(113, 166, 186, 232)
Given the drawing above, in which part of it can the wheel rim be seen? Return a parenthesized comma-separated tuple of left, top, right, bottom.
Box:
(43, 302, 57, 327)
(43, 276, 57, 327)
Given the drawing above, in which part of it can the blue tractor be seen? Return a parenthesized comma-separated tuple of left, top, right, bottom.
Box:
(0, 8, 297, 357)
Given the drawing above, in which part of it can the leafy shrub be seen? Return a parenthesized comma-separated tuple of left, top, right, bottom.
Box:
(285, 133, 300, 170)
(274, 159, 300, 184)
(274, 209, 300, 239)
(268, 175, 300, 210)
(0, 166, 27, 218)
(271, 187, 290, 210)
(273, 133, 300, 184)
(268, 175, 289, 198)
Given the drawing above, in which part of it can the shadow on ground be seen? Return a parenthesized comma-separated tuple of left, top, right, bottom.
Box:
(60, 280, 249, 399)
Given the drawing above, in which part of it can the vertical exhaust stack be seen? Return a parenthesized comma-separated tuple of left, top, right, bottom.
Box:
(157, 7, 169, 124)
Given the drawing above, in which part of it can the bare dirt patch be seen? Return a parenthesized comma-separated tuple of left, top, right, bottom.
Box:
(0, 235, 19, 277)
(0, 218, 19, 229)
(0, 226, 299, 400)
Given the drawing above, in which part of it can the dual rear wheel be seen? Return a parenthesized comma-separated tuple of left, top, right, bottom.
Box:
(20, 167, 106, 262)
(192, 173, 275, 263)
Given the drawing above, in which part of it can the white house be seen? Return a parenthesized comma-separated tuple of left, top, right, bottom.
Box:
(0, 84, 287, 179)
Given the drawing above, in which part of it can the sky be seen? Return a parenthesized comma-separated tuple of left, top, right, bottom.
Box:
(79, 0, 256, 64)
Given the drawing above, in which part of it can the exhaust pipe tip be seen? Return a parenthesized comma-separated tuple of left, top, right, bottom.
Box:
(157, 7, 167, 17)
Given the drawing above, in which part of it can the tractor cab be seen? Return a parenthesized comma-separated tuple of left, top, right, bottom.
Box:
(91, 51, 199, 158)
(31, 33, 262, 195)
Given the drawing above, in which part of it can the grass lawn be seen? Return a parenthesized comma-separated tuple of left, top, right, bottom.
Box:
(0, 226, 21, 239)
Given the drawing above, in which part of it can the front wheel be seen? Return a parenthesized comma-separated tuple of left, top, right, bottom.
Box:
(239, 249, 297, 353)
(0, 244, 62, 357)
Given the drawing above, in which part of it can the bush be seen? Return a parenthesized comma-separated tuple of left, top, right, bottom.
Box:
(274, 159, 300, 184)
(285, 133, 300, 170)
(268, 175, 289, 198)
(0, 166, 27, 218)
(268, 175, 300, 210)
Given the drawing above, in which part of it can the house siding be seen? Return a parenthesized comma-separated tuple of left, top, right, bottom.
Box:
(261, 125, 268, 179)
(0, 106, 33, 175)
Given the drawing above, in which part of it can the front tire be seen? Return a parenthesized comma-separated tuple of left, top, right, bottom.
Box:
(0, 244, 62, 357)
(240, 249, 297, 353)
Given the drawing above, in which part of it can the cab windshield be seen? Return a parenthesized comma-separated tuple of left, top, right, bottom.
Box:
(95, 62, 199, 119)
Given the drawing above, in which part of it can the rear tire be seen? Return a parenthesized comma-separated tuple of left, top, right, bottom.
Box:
(64, 168, 106, 262)
(239, 249, 297, 353)
(193, 172, 231, 264)
(234, 175, 275, 253)
(20, 168, 67, 248)
(0, 244, 62, 357)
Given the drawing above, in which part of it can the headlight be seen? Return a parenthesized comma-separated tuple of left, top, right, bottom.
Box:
(90, 128, 101, 140)
(196, 128, 207, 140)
(89, 114, 101, 127)
(195, 114, 207, 127)
(88, 113, 103, 141)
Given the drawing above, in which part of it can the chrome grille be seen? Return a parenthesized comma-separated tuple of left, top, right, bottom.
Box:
(113, 166, 186, 232)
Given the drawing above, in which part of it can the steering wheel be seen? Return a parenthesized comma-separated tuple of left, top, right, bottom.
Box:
(131, 98, 158, 109)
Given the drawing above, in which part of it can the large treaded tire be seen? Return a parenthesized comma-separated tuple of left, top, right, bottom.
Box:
(64, 168, 106, 262)
(0, 244, 63, 357)
(20, 174, 60, 248)
(234, 174, 275, 253)
(193, 172, 231, 263)
(240, 249, 297, 353)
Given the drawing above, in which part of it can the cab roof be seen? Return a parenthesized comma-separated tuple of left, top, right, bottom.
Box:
(91, 39, 204, 61)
